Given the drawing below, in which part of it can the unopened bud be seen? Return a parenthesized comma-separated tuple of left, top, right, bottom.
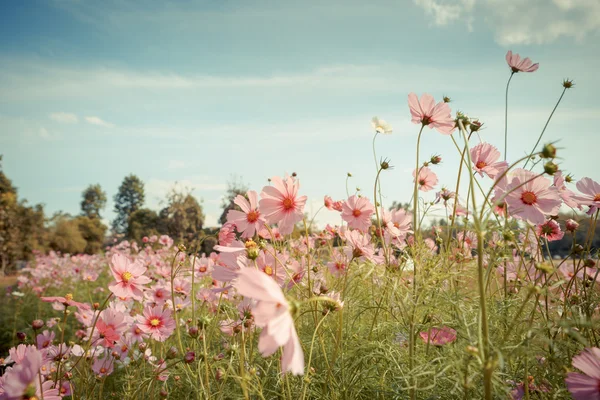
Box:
(166, 346, 178, 359)
(188, 326, 199, 338)
(470, 120, 483, 132)
(430, 155, 442, 165)
(16, 332, 26, 342)
(541, 143, 557, 159)
(184, 351, 196, 364)
(562, 79, 575, 89)
(32, 319, 44, 330)
(543, 161, 559, 175)
(178, 243, 187, 252)
(566, 219, 579, 232)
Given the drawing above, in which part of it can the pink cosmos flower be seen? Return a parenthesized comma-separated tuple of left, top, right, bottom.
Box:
(506, 50, 539, 73)
(408, 93, 455, 135)
(413, 167, 438, 192)
(0, 346, 60, 400)
(136, 305, 176, 342)
(227, 190, 265, 238)
(566, 347, 600, 399)
(40, 294, 91, 312)
(419, 326, 457, 346)
(259, 176, 307, 235)
(385, 208, 412, 239)
(93, 309, 128, 348)
(218, 222, 236, 246)
(503, 169, 561, 225)
(470, 142, 508, 179)
(324, 195, 334, 210)
(234, 267, 304, 375)
(343, 229, 376, 263)
(108, 253, 151, 301)
(341, 195, 374, 232)
(536, 219, 564, 241)
(554, 171, 579, 209)
(573, 177, 600, 210)
(92, 354, 115, 377)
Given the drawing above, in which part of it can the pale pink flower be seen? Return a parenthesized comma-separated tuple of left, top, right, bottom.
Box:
(324, 195, 334, 210)
(506, 50, 539, 73)
(136, 306, 176, 342)
(573, 177, 600, 210)
(419, 326, 457, 346)
(341, 195, 374, 232)
(413, 167, 438, 192)
(218, 222, 236, 246)
(259, 176, 307, 235)
(36, 330, 55, 349)
(0, 346, 60, 400)
(536, 220, 564, 242)
(470, 142, 508, 179)
(504, 169, 561, 225)
(40, 294, 91, 312)
(554, 171, 579, 209)
(408, 93, 455, 135)
(234, 267, 304, 375)
(371, 116, 393, 134)
(108, 254, 151, 301)
(343, 229, 375, 263)
(566, 347, 600, 399)
(386, 208, 412, 239)
(227, 191, 265, 238)
(326, 249, 348, 277)
(92, 354, 115, 377)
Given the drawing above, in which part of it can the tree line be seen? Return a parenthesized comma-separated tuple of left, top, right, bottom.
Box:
(0, 156, 249, 276)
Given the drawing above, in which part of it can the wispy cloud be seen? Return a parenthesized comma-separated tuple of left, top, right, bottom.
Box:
(85, 116, 115, 128)
(413, 0, 600, 45)
(49, 112, 78, 124)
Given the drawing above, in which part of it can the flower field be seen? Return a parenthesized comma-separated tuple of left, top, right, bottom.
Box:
(2, 51, 600, 400)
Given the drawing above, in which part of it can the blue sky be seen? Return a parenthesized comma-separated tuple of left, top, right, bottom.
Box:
(1, 0, 599, 228)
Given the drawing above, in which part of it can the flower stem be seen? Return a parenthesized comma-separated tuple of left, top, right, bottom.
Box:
(504, 72, 515, 161)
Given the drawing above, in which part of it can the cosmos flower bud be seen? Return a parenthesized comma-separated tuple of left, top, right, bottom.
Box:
(584, 259, 596, 268)
(535, 262, 553, 274)
(565, 174, 574, 183)
(17, 332, 27, 342)
(470, 120, 483, 132)
(565, 219, 579, 232)
(540, 143, 557, 159)
(178, 243, 187, 252)
(166, 346, 178, 359)
(562, 79, 574, 89)
(188, 326, 199, 338)
(184, 351, 196, 364)
(543, 161, 559, 175)
(160, 389, 168, 398)
(443, 95, 451, 103)
(430, 155, 442, 165)
(32, 319, 44, 330)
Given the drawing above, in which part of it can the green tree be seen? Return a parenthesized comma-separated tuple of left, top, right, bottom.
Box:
(76, 216, 107, 254)
(81, 184, 107, 218)
(127, 208, 160, 243)
(113, 175, 145, 234)
(158, 189, 205, 246)
(219, 176, 248, 225)
(48, 213, 86, 255)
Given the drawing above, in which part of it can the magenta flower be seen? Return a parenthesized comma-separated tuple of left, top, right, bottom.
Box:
(413, 167, 438, 192)
(470, 142, 508, 179)
(504, 169, 561, 225)
(108, 253, 151, 301)
(505, 50, 539, 73)
(259, 176, 307, 235)
(341, 195, 374, 232)
(136, 305, 176, 342)
(419, 326, 457, 346)
(227, 190, 265, 238)
(536, 219, 564, 242)
(566, 347, 600, 399)
(408, 93, 455, 135)
(573, 177, 600, 210)
(234, 267, 304, 375)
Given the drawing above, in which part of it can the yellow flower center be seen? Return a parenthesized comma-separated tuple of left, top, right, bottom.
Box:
(247, 210, 259, 223)
(475, 161, 487, 169)
(352, 209, 362, 217)
(64, 293, 73, 302)
(594, 194, 600, 202)
(264, 266, 273, 276)
(150, 318, 161, 327)
(121, 271, 133, 283)
(282, 198, 294, 210)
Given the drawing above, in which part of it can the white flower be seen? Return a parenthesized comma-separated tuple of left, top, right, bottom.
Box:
(371, 116, 393, 135)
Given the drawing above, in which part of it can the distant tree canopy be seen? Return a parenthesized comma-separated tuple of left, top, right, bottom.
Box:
(127, 208, 160, 244)
(219, 176, 248, 225)
(159, 189, 205, 246)
(81, 184, 107, 219)
(0, 156, 47, 275)
(113, 175, 145, 234)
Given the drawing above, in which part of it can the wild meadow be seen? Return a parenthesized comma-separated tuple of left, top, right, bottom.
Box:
(2, 51, 600, 400)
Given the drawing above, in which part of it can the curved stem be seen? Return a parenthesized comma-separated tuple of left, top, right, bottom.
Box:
(413, 125, 425, 235)
(504, 72, 515, 161)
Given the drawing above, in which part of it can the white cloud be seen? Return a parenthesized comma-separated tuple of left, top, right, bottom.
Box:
(85, 116, 115, 128)
(49, 112, 78, 124)
(413, 0, 600, 45)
